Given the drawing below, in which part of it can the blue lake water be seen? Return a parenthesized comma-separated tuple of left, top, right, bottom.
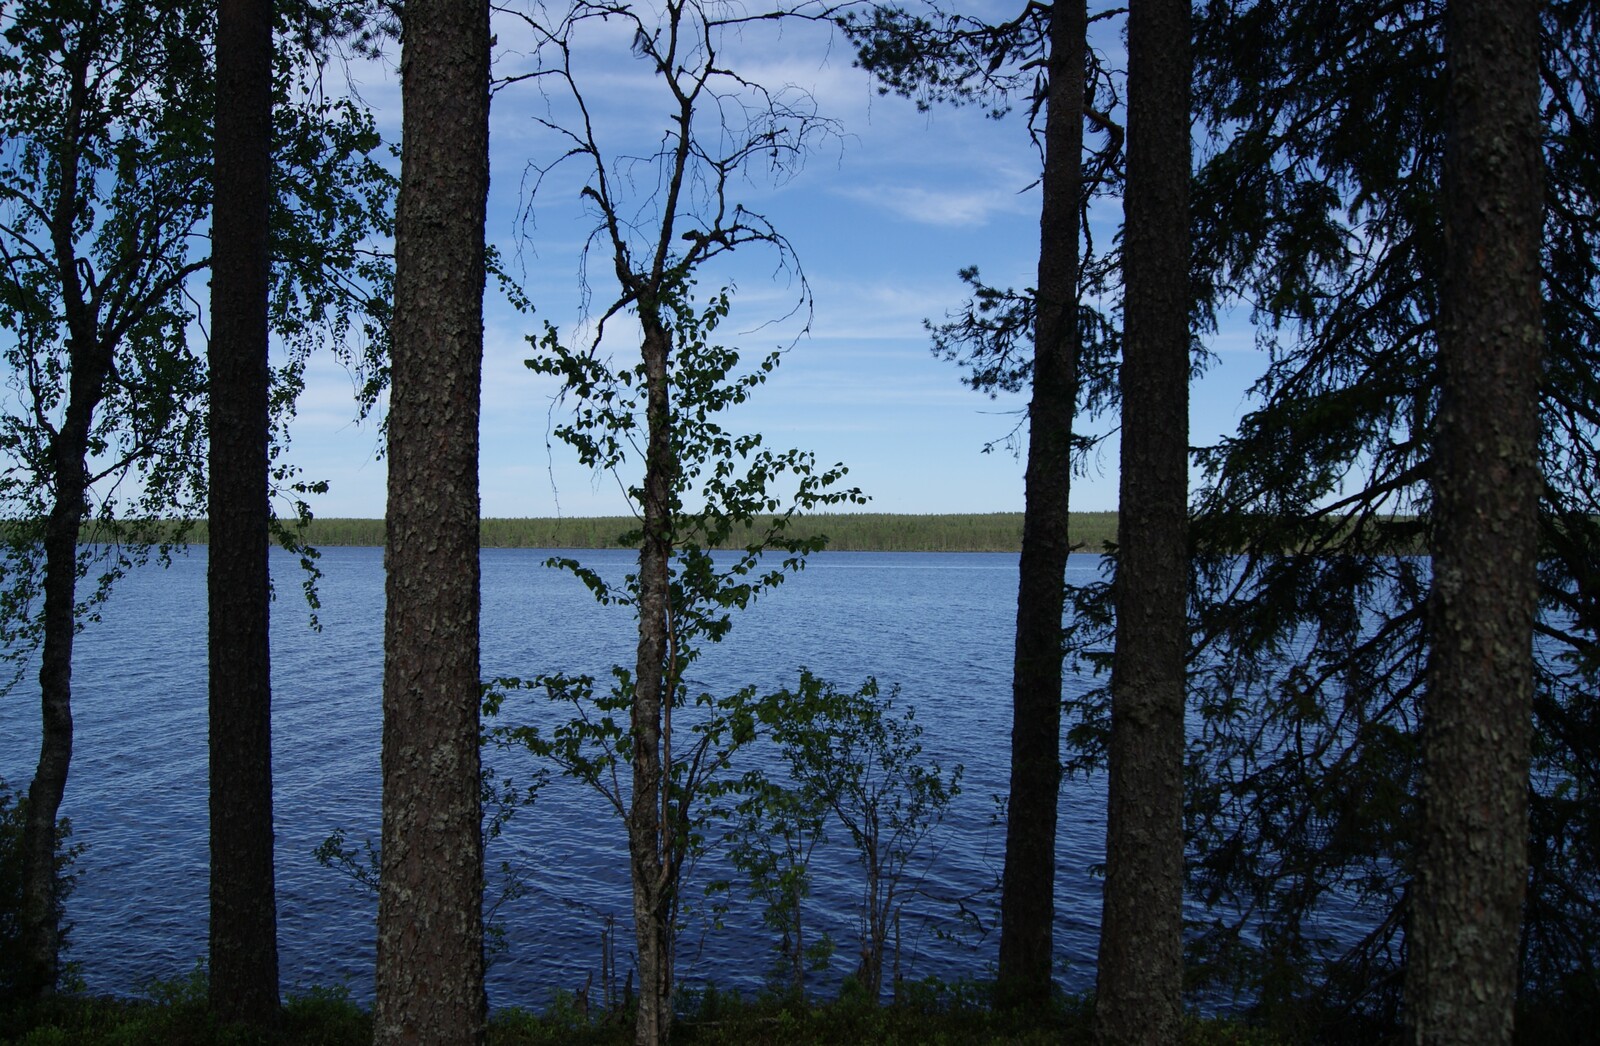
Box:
(0, 546, 1121, 1008)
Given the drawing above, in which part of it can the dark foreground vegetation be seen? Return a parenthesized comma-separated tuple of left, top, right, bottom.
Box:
(1, 973, 1286, 1046)
(2, 969, 1584, 1045)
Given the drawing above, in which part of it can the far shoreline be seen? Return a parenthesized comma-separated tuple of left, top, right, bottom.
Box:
(62, 511, 1448, 555)
(189, 512, 1121, 555)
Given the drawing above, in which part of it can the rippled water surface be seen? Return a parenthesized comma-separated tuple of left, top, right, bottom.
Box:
(0, 546, 1117, 1008)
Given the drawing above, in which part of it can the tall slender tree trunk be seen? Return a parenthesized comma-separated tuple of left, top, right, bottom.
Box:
(374, 0, 491, 1040)
(1095, 0, 1191, 1040)
(1408, 0, 1543, 1041)
(18, 46, 108, 1000)
(631, 314, 676, 1046)
(996, 0, 1085, 1011)
(208, 0, 279, 1026)
(21, 441, 93, 1000)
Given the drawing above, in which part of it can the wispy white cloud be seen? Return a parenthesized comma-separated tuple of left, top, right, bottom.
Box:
(833, 182, 1033, 228)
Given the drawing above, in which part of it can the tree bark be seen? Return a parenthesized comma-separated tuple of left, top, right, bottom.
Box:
(1095, 0, 1191, 1040)
(374, 0, 491, 1040)
(630, 313, 676, 1045)
(208, 0, 279, 1026)
(1408, 0, 1543, 1041)
(995, 0, 1085, 1011)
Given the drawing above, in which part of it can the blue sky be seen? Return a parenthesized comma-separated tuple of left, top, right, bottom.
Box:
(284, 4, 1262, 519)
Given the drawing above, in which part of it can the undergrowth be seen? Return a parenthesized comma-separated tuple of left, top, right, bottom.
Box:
(0, 971, 1289, 1045)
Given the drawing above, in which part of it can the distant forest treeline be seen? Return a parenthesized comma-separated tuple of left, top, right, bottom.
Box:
(40, 510, 1462, 553)
(96, 512, 1120, 553)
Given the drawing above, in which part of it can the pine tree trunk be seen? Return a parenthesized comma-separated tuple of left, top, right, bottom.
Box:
(207, 0, 279, 1026)
(1408, 0, 1543, 1041)
(1095, 0, 1191, 1040)
(374, 0, 491, 1039)
(631, 315, 676, 1046)
(996, 0, 1085, 1011)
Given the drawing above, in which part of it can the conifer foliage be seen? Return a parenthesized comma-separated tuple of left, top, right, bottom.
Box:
(1060, 0, 1600, 1035)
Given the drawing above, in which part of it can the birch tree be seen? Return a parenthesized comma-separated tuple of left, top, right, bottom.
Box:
(502, 2, 853, 1038)
(0, 0, 393, 999)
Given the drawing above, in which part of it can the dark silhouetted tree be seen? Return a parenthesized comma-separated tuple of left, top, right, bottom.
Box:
(208, 0, 278, 1026)
(1094, 0, 1190, 1039)
(1408, 0, 1544, 1039)
(997, 0, 1084, 1009)
(844, 0, 1131, 1006)
(1054, 1, 1599, 1037)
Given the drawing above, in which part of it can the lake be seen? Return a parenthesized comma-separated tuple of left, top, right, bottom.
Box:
(0, 546, 1115, 1009)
